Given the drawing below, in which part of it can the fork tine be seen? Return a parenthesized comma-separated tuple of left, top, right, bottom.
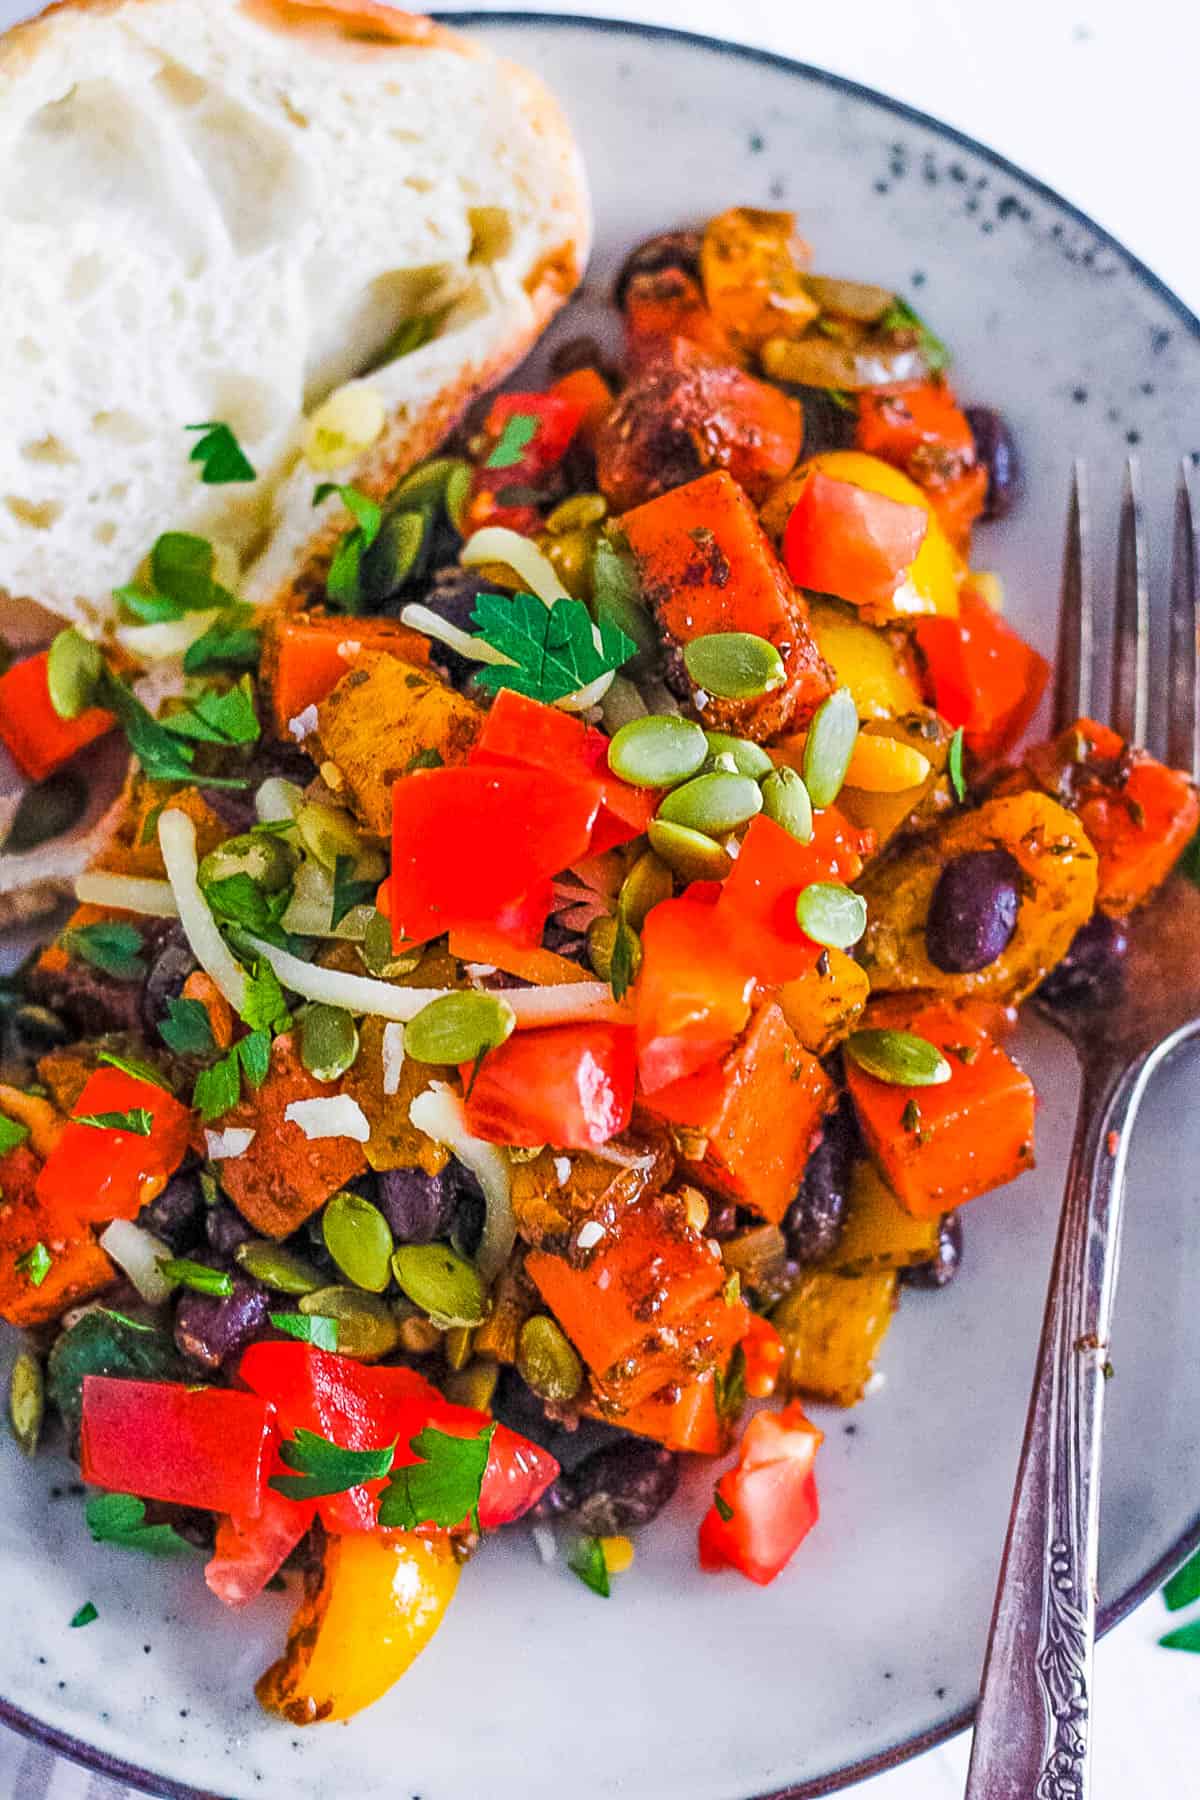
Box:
(1110, 457, 1150, 743)
(1053, 460, 1092, 729)
(1166, 464, 1200, 777)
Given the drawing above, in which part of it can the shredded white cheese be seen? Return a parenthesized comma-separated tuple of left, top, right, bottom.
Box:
(530, 1525, 557, 1566)
(284, 1096, 371, 1142)
(98, 1220, 174, 1306)
(74, 873, 179, 917)
(553, 1156, 571, 1186)
(288, 703, 319, 742)
(398, 603, 513, 668)
(381, 1022, 406, 1098)
(157, 809, 247, 1014)
(576, 1221, 606, 1251)
(205, 1127, 256, 1161)
(408, 1083, 514, 1282)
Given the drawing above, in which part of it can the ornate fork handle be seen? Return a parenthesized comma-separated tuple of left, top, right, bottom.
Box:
(965, 1040, 1182, 1800)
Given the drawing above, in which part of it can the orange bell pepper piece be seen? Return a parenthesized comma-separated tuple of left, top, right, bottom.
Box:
(35, 1067, 192, 1227)
(915, 584, 1049, 764)
(0, 650, 115, 783)
(549, 367, 614, 446)
(635, 895, 756, 1093)
(262, 612, 430, 737)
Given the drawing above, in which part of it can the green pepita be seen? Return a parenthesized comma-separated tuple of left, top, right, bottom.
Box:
(618, 851, 673, 930)
(390, 456, 471, 512)
(591, 537, 658, 663)
(46, 628, 102, 720)
(443, 1325, 475, 1371)
(546, 493, 608, 535)
(845, 1028, 952, 1087)
(3, 770, 89, 854)
(702, 731, 774, 779)
(198, 831, 298, 894)
(802, 687, 859, 808)
(235, 1240, 324, 1295)
(517, 1315, 583, 1402)
(300, 1004, 360, 1082)
(298, 1287, 401, 1360)
(657, 771, 763, 836)
(360, 910, 423, 979)
(392, 1243, 487, 1328)
(322, 1191, 395, 1294)
(794, 882, 868, 949)
(295, 799, 371, 873)
(646, 818, 734, 883)
(682, 632, 785, 700)
(607, 715, 708, 789)
(443, 1359, 499, 1411)
(8, 1350, 44, 1457)
(404, 991, 515, 1066)
(360, 509, 426, 603)
(587, 914, 618, 981)
(445, 462, 472, 535)
(761, 767, 815, 842)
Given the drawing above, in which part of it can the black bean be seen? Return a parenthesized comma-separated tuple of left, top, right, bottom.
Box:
(613, 229, 703, 309)
(205, 1202, 257, 1258)
(901, 1211, 963, 1290)
(784, 1096, 856, 1263)
(541, 1439, 681, 1535)
(140, 924, 198, 1040)
(140, 1170, 205, 1252)
(964, 405, 1020, 521)
(376, 1167, 459, 1245)
(174, 1274, 270, 1371)
(926, 849, 1022, 973)
(8, 1003, 70, 1057)
(450, 1165, 486, 1260)
(1038, 912, 1129, 1009)
(541, 916, 590, 965)
(549, 335, 619, 388)
(418, 565, 489, 691)
(491, 1366, 626, 1476)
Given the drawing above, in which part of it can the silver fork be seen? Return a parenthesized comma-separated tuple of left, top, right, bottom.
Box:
(965, 462, 1200, 1800)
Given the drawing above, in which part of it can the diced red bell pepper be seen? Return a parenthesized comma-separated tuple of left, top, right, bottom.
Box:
(699, 1401, 823, 1585)
(845, 997, 1036, 1217)
(1025, 719, 1200, 915)
(635, 896, 756, 1093)
(206, 1489, 316, 1608)
(0, 1143, 115, 1327)
(262, 613, 430, 737)
(480, 391, 586, 482)
(80, 1377, 275, 1519)
(782, 469, 929, 612)
(741, 1314, 786, 1400)
(716, 811, 874, 985)
(915, 584, 1049, 763)
(470, 689, 655, 853)
(0, 650, 116, 783)
(35, 1067, 192, 1227)
(461, 1023, 636, 1150)
(644, 1002, 835, 1224)
(390, 764, 601, 948)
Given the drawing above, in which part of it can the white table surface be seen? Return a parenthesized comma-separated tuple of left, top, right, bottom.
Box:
(0, 0, 1195, 1795)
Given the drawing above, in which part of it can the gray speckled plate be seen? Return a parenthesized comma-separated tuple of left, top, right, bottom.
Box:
(3, 15, 1200, 1800)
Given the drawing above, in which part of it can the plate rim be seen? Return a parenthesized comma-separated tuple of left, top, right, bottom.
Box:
(2, 11, 1198, 1798)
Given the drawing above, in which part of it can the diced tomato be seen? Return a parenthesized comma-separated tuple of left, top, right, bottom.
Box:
(0, 650, 116, 784)
(741, 1314, 786, 1400)
(915, 585, 1050, 763)
(34, 1067, 192, 1227)
(634, 896, 756, 1093)
(716, 812, 873, 985)
(206, 1489, 316, 1608)
(845, 997, 1036, 1217)
(390, 765, 600, 948)
(81, 1377, 275, 1519)
(0, 1143, 115, 1328)
(461, 1023, 636, 1150)
(263, 613, 430, 737)
(699, 1402, 823, 1585)
(469, 689, 655, 853)
(782, 469, 929, 612)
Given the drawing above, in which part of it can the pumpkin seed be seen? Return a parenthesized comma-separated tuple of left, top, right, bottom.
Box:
(657, 771, 763, 836)
(761, 767, 814, 842)
(298, 1287, 401, 1360)
(392, 1243, 486, 1327)
(802, 687, 859, 807)
(443, 1325, 475, 1371)
(443, 1359, 499, 1411)
(390, 456, 470, 511)
(295, 799, 371, 872)
(4, 770, 88, 853)
(404, 991, 515, 1066)
(235, 1240, 324, 1295)
(517, 1315, 583, 1402)
(591, 537, 658, 662)
(546, 493, 608, 535)
(794, 882, 867, 949)
(199, 831, 298, 894)
(845, 1028, 952, 1087)
(8, 1350, 44, 1457)
(682, 632, 785, 700)
(618, 850, 673, 930)
(360, 910, 422, 978)
(360, 509, 426, 602)
(445, 462, 472, 535)
(46, 628, 102, 720)
(646, 818, 733, 883)
(607, 715, 707, 789)
(300, 1004, 360, 1082)
(322, 1191, 395, 1294)
(702, 731, 774, 779)
(587, 915, 618, 981)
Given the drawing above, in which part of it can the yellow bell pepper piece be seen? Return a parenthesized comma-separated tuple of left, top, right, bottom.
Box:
(772, 728, 932, 796)
(256, 1531, 460, 1725)
(806, 597, 923, 721)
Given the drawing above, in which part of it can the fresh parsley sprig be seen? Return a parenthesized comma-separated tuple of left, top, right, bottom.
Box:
(186, 421, 257, 485)
(270, 1428, 396, 1502)
(313, 484, 384, 612)
(377, 1424, 495, 1532)
(470, 592, 636, 705)
(62, 919, 146, 981)
(86, 1492, 194, 1557)
(75, 1108, 154, 1136)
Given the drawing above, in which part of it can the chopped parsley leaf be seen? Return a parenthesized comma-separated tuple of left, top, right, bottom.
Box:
(158, 997, 216, 1057)
(75, 1108, 154, 1136)
(0, 1114, 30, 1157)
(97, 1049, 172, 1092)
(713, 1489, 734, 1524)
(378, 1424, 494, 1532)
(63, 919, 146, 981)
(269, 1312, 339, 1352)
(158, 1258, 234, 1297)
(331, 855, 378, 929)
(16, 1243, 51, 1287)
(86, 1492, 194, 1557)
(566, 1534, 610, 1598)
(312, 484, 384, 613)
(471, 591, 636, 705)
(947, 727, 966, 803)
(70, 1602, 98, 1629)
(485, 412, 539, 470)
(186, 421, 257, 485)
(270, 1428, 396, 1502)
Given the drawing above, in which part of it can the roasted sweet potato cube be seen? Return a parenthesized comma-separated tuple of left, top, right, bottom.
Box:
(0, 1145, 114, 1328)
(779, 948, 870, 1055)
(261, 611, 431, 738)
(315, 654, 484, 834)
(772, 1267, 898, 1407)
(507, 1130, 673, 1249)
(845, 997, 1036, 1218)
(642, 1002, 836, 1224)
(620, 471, 833, 739)
(343, 1015, 450, 1176)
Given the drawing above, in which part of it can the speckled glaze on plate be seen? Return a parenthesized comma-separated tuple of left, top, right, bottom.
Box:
(2, 14, 1199, 1800)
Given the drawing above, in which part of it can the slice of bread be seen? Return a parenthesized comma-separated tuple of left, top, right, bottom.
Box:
(0, 0, 590, 631)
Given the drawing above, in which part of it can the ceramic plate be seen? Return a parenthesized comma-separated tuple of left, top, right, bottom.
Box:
(2, 14, 1199, 1800)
